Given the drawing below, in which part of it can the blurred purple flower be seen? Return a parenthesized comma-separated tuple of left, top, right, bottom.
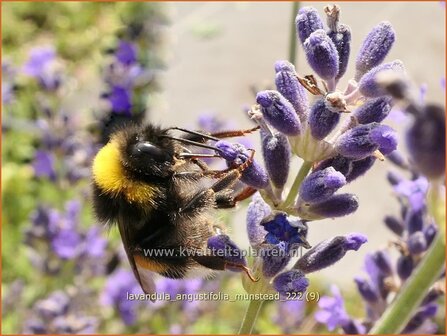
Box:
(393, 176, 428, 212)
(315, 285, 350, 331)
(23, 46, 56, 77)
(32, 150, 56, 180)
(115, 41, 137, 66)
(101, 268, 143, 325)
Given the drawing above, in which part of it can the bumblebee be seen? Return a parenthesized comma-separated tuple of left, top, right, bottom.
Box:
(92, 123, 258, 294)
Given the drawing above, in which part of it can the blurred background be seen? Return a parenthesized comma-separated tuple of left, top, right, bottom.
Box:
(1, 1, 445, 334)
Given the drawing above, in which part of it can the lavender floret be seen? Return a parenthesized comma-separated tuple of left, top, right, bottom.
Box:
(303, 29, 339, 81)
(309, 98, 341, 140)
(296, 7, 324, 45)
(355, 22, 396, 80)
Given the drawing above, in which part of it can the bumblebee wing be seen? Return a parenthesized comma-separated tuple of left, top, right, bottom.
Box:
(117, 216, 156, 298)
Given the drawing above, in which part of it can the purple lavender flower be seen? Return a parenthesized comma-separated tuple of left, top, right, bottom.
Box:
(51, 228, 82, 259)
(358, 60, 404, 98)
(335, 123, 397, 160)
(24, 290, 97, 333)
(261, 130, 291, 189)
(115, 41, 137, 66)
(274, 60, 308, 119)
(256, 90, 301, 136)
(101, 268, 143, 325)
(23, 46, 61, 91)
(355, 22, 396, 80)
(294, 233, 367, 273)
(298, 167, 346, 204)
(303, 29, 339, 81)
(261, 212, 309, 248)
(315, 285, 350, 331)
(308, 98, 341, 139)
(23, 46, 56, 77)
(107, 86, 132, 115)
(354, 276, 380, 303)
(407, 231, 428, 254)
(273, 269, 309, 296)
(32, 150, 57, 180)
(295, 7, 324, 45)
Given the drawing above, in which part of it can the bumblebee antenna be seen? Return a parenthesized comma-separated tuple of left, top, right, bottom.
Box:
(165, 127, 220, 141)
(160, 135, 224, 154)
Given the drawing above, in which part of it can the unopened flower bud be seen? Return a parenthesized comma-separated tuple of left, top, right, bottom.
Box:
(423, 223, 438, 247)
(355, 22, 396, 80)
(273, 269, 309, 295)
(274, 61, 308, 119)
(384, 215, 404, 236)
(299, 167, 346, 204)
(303, 29, 339, 81)
(256, 90, 301, 135)
(402, 304, 438, 334)
(294, 233, 367, 273)
(261, 130, 291, 189)
(328, 24, 351, 80)
(336, 123, 397, 160)
(262, 242, 291, 278)
(296, 7, 324, 45)
(354, 277, 379, 302)
(299, 193, 359, 219)
(408, 231, 427, 255)
(309, 98, 341, 140)
(346, 156, 376, 182)
(405, 208, 424, 235)
(372, 250, 393, 275)
(397, 254, 413, 280)
(358, 60, 405, 98)
(353, 96, 392, 124)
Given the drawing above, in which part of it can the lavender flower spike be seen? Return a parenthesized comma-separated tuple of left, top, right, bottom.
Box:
(353, 96, 392, 124)
(294, 233, 367, 273)
(309, 98, 341, 140)
(296, 7, 324, 45)
(256, 90, 301, 136)
(273, 269, 309, 295)
(358, 60, 405, 98)
(261, 130, 291, 189)
(304, 29, 339, 81)
(299, 167, 346, 204)
(355, 22, 396, 80)
(274, 61, 308, 119)
(335, 123, 397, 160)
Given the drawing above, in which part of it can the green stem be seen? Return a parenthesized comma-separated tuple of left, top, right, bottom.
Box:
(238, 299, 264, 334)
(288, 2, 300, 64)
(282, 161, 312, 208)
(369, 184, 445, 334)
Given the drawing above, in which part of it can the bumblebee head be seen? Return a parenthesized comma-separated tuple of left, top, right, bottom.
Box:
(119, 124, 177, 178)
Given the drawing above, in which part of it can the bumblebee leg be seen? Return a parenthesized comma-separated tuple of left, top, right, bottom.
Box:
(180, 170, 241, 213)
(214, 186, 257, 209)
(192, 255, 258, 282)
